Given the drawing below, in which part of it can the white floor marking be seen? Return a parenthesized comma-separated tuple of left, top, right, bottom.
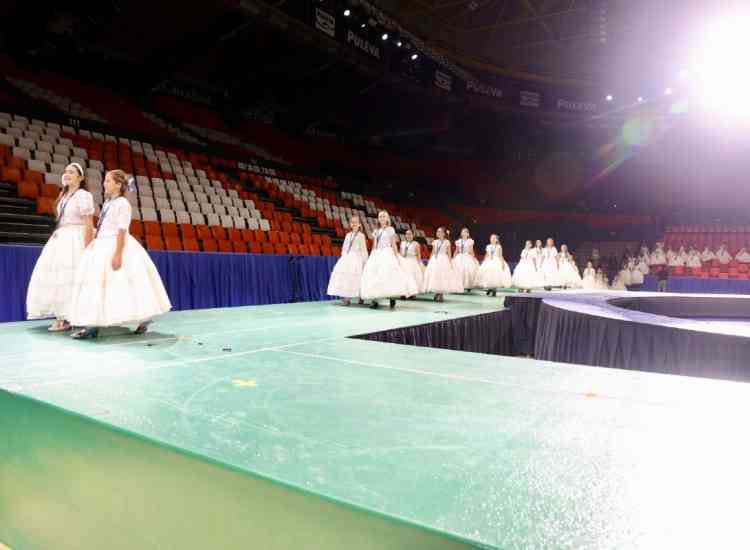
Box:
(6, 337, 341, 391)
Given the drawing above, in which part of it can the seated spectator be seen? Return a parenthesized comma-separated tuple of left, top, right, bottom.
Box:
(667, 246, 684, 267)
(686, 248, 702, 268)
(735, 246, 750, 263)
(677, 245, 689, 265)
(700, 245, 716, 263)
(716, 243, 733, 264)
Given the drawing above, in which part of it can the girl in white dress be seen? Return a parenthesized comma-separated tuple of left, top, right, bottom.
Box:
(638, 251, 650, 275)
(610, 271, 628, 291)
(581, 261, 597, 290)
(512, 241, 538, 291)
(701, 246, 716, 263)
(650, 242, 667, 267)
(686, 248, 703, 268)
(398, 229, 425, 297)
(327, 215, 368, 305)
(677, 246, 689, 265)
(617, 260, 632, 286)
(69, 170, 172, 338)
(735, 247, 750, 263)
(26, 163, 94, 331)
(558, 244, 581, 288)
(665, 247, 679, 266)
(360, 210, 417, 309)
(540, 238, 563, 288)
(424, 227, 463, 302)
(629, 256, 645, 285)
(452, 228, 480, 291)
(478, 235, 512, 296)
(716, 244, 733, 264)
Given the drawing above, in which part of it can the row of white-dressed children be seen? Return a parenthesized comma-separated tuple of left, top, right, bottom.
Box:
(26, 164, 171, 338)
(647, 243, 750, 267)
(327, 218, 592, 307)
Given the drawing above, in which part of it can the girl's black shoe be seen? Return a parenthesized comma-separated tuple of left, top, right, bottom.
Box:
(370, 301, 380, 309)
(389, 299, 396, 309)
(72, 328, 99, 340)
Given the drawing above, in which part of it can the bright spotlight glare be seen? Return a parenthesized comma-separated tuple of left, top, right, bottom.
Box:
(637, 96, 644, 102)
(411, 53, 419, 60)
(382, 33, 388, 41)
(605, 94, 613, 101)
(344, 9, 351, 16)
(694, 14, 750, 117)
(680, 69, 690, 80)
(396, 41, 402, 47)
(664, 87, 673, 95)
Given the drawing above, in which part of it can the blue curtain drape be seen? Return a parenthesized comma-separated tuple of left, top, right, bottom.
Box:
(643, 274, 750, 294)
(0, 245, 337, 322)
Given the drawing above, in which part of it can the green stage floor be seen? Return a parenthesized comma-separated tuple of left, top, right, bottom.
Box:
(2, 295, 750, 549)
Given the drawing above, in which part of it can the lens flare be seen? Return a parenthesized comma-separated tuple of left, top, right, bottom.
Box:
(693, 13, 750, 118)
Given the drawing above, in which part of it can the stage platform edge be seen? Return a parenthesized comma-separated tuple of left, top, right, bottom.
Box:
(0, 390, 473, 550)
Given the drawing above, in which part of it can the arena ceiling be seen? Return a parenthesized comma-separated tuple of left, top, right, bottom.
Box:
(375, 0, 704, 86)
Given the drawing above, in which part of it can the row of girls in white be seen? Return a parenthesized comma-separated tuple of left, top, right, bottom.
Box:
(511, 239, 582, 290)
(26, 166, 171, 338)
(327, 211, 417, 309)
(327, 219, 546, 306)
(648, 242, 749, 267)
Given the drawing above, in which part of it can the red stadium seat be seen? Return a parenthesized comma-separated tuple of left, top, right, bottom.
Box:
(143, 221, 161, 237)
(165, 237, 182, 251)
(130, 220, 144, 239)
(162, 223, 179, 239)
(241, 229, 254, 243)
(40, 184, 59, 199)
(146, 235, 165, 251)
(211, 226, 227, 241)
(180, 224, 196, 240)
(36, 197, 56, 216)
(202, 239, 218, 252)
(183, 238, 200, 252)
(17, 181, 39, 200)
(196, 225, 212, 242)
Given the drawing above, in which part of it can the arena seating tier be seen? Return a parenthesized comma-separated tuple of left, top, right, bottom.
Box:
(0, 107, 438, 259)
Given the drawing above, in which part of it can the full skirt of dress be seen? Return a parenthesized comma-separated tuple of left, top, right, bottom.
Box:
(477, 257, 512, 289)
(327, 252, 366, 298)
(424, 254, 464, 294)
(360, 248, 418, 299)
(68, 235, 172, 327)
(629, 269, 644, 285)
(512, 260, 545, 290)
(540, 260, 564, 287)
(581, 273, 598, 290)
(452, 253, 479, 289)
(26, 225, 88, 320)
(559, 262, 582, 288)
(398, 255, 425, 295)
